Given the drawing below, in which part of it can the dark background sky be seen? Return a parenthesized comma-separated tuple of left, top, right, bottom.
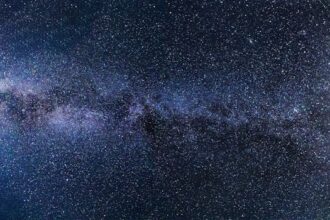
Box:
(1, 0, 329, 83)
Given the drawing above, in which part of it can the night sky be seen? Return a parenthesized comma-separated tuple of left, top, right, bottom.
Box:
(0, 0, 329, 219)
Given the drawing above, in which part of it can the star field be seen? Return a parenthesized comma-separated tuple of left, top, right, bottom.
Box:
(0, 0, 329, 219)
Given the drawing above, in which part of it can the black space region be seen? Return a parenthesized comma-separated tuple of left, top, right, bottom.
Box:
(0, 0, 329, 219)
